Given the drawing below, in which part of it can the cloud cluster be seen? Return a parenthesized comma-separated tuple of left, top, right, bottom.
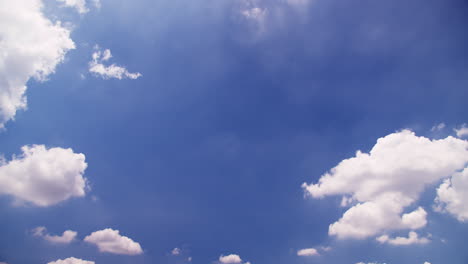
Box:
(33, 226, 77, 244)
(89, 47, 141, 80)
(303, 130, 468, 239)
(47, 257, 94, 264)
(0, 145, 88, 207)
(376, 231, 430, 246)
(0, 0, 76, 128)
(84, 228, 143, 255)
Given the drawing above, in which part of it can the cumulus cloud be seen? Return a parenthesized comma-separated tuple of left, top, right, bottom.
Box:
(297, 248, 319, 256)
(302, 130, 468, 239)
(0, 0, 75, 128)
(33, 226, 77, 244)
(56, 0, 88, 14)
(455, 124, 468, 138)
(435, 167, 468, 222)
(424, 262, 431, 264)
(89, 46, 141, 80)
(0, 145, 88, 207)
(84, 228, 143, 255)
(219, 254, 243, 264)
(376, 231, 430, 246)
(47, 257, 94, 264)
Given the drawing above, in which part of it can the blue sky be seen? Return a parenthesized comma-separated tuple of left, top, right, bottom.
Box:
(0, 0, 468, 264)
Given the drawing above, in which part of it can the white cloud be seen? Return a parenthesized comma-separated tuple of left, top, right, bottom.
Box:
(435, 167, 468, 222)
(376, 231, 430, 246)
(33, 226, 77, 244)
(56, 0, 88, 14)
(171, 247, 181, 255)
(455, 124, 468, 138)
(0, 0, 75, 128)
(219, 254, 242, 264)
(89, 46, 141, 80)
(302, 130, 468, 239)
(47, 257, 94, 264)
(424, 262, 431, 264)
(84, 228, 143, 255)
(297, 248, 319, 256)
(0, 145, 88, 207)
(431, 123, 445, 132)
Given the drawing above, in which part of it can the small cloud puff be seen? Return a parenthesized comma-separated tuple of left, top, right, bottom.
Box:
(171, 247, 181, 255)
(89, 46, 142, 80)
(47, 257, 94, 264)
(32, 226, 77, 244)
(219, 254, 242, 264)
(431, 123, 446, 132)
(297, 248, 319, 256)
(218, 254, 250, 264)
(84, 228, 143, 255)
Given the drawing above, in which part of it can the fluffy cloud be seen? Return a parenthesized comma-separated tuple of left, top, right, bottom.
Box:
(32, 226, 77, 244)
(455, 124, 468, 138)
(89, 47, 141, 80)
(297, 248, 319, 256)
(84, 228, 143, 255)
(219, 254, 243, 264)
(0, 145, 88, 207)
(376, 231, 430, 246)
(0, 0, 75, 129)
(47, 257, 94, 264)
(303, 130, 468, 239)
(435, 167, 468, 222)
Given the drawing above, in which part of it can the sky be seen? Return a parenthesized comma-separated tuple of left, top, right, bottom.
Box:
(0, 0, 468, 264)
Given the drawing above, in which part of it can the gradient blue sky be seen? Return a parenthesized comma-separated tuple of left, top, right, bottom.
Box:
(1, 0, 468, 263)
